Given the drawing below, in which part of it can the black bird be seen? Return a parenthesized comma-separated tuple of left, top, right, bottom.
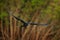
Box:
(7, 10, 48, 27)
(12, 15, 48, 27)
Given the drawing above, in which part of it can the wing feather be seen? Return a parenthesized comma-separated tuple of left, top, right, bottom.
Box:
(29, 22, 48, 26)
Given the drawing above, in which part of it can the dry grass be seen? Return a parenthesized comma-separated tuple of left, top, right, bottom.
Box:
(0, 11, 60, 40)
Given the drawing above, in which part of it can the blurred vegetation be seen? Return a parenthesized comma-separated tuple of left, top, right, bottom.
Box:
(0, 0, 60, 40)
(0, 0, 60, 20)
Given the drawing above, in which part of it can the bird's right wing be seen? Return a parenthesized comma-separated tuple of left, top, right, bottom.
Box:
(13, 15, 26, 24)
(7, 10, 26, 24)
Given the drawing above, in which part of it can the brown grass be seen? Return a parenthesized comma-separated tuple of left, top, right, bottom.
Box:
(0, 10, 60, 40)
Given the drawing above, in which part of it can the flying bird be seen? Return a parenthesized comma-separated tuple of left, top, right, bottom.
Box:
(12, 15, 48, 27)
(7, 10, 48, 27)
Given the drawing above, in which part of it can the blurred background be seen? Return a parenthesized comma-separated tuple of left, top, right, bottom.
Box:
(0, 0, 60, 40)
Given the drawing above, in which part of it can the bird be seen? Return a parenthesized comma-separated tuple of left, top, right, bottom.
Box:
(12, 15, 48, 27)
(7, 10, 48, 27)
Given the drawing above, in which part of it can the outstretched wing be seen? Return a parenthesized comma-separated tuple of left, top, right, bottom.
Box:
(7, 10, 48, 26)
(6, 10, 27, 24)
(29, 22, 48, 26)
(13, 15, 26, 24)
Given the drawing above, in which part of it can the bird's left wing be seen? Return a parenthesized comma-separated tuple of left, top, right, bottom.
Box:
(29, 22, 48, 26)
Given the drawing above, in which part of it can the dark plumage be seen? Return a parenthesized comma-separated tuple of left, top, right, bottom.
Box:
(7, 10, 48, 27)
(13, 15, 48, 27)
(13, 15, 29, 27)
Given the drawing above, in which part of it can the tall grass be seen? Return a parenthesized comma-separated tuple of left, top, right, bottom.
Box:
(0, 10, 60, 40)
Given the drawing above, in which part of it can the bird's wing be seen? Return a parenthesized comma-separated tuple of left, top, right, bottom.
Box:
(29, 22, 48, 26)
(13, 15, 26, 24)
(7, 10, 27, 24)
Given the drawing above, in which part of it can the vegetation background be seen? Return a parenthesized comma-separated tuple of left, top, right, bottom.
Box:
(0, 0, 60, 40)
